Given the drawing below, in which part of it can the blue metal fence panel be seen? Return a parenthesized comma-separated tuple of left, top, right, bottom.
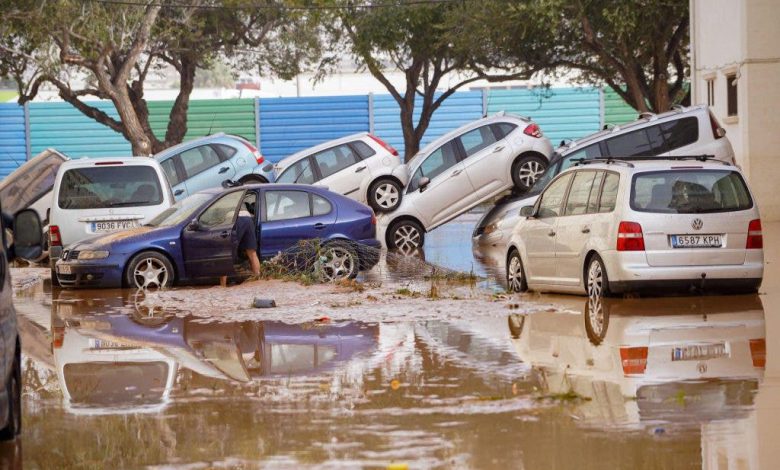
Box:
(373, 91, 483, 159)
(258, 95, 369, 163)
(0, 103, 28, 178)
(487, 87, 602, 145)
(29, 101, 131, 158)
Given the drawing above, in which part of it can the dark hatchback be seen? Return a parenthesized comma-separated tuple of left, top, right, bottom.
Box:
(55, 184, 381, 288)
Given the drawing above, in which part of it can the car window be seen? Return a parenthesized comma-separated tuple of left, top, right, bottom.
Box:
(0, 151, 64, 215)
(160, 158, 183, 187)
(313, 144, 360, 179)
(198, 190, 243, 228)
(631, 170, 752, 213)
(216, 144, 238, 160)
(659, 117, 699, 152)
(351, 141, 376, 159)
(179, 145, 223, 177)
(598, 172, 620, 212)
(57, 166, 163, 209)
(408, 141, 459, 192)
(241, 192, 257, 218)
(459, 125, 499, 158)
(537, 173, 573, 218)
(277, 159, 315, 184)
(491, 123, 518, 139)
(605, 128, 665, 156)
(148, 193, 212, 227)
(586, 172, 605, 213)
(312, 194, 332, 216)
(265, 190, 311, 222)
(564, 171, 598, 216)
(529, 144, 602, 195)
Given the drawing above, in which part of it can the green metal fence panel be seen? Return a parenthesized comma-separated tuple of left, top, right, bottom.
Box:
(148, 98, 256, 143)
(603, 88, 638, 126)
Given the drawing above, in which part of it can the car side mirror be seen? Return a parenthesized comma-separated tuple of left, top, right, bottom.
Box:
(418, 176, 431, 192)
(519, 205, 536, 218)
(13, 209, 44, 261)
(262, 163, 274, 173)
(187, 218, 200, 231)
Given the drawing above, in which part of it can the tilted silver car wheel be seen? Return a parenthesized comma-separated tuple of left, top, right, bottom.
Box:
(587, 292, 606, 337)
(320, 246, 356, 281)
(517, 160, 545, 187)
(374, 183, 400, 210)
(587, 259, 604, 298)
(393, 224, 421, 252)
(133, 257, 170, 289)
(507, 255, 524, 292)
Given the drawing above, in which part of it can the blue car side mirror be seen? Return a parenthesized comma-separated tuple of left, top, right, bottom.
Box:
(187, 218, 200, 231)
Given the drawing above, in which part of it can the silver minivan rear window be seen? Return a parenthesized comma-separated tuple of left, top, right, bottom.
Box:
(58, 166, 163, 209)
(630, 170, 753, 214)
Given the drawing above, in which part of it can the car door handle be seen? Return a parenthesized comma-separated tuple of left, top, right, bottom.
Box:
(492, 145, 505, 153)
(355, 166, 367, 173)
(219, 230, 229, 238)
(451, 169, 462, 176)
(219, 166, 230, 174)
(581, 227, 590, 234)
(548, 230, 556, 237)
(174, 189, 184, 196)
(313, 223, 326, 230)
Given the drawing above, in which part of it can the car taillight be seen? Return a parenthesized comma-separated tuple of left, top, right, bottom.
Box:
(749, 338, 766, 368)
(50, 225, 62, 247)
(617, 221, 645, 251)
(747, 219, 763, 249)
(368, 134, 399, 157)
(371, 213, 377, 225)
(523, 123, 543, 138)
(52, 326, 65, 349)
(709, 111, 725, 139)
(240, 140, 264, 164)
(620, 346, 648, 375)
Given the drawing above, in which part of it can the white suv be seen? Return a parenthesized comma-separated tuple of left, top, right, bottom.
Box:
(274, 133, 407, 213)
(380, 113, 553, 251)
(505, 157, 763, 296)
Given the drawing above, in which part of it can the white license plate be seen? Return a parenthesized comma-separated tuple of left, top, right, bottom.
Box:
(92, 220, 137, 233)
(57, 264, 72, 275)
(671, 234, 722, 248)
(89, 338, 130, 350)
(671, 343, 728, 361)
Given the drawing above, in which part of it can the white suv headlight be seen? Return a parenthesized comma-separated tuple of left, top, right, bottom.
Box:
(78, 250, 110, 260)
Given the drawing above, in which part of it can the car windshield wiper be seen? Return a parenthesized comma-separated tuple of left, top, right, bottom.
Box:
(293, 161, 312, 184)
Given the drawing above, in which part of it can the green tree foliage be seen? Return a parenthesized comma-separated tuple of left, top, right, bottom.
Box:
(0, 0, 319, 155)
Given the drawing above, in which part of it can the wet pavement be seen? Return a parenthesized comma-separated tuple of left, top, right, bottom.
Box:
(4, 213, 780, 469)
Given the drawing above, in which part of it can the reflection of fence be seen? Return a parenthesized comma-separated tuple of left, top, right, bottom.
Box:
(0, 87, 639, 178)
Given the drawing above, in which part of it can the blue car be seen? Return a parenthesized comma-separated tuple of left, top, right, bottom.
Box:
(55, 184, 381, 288)
(153, 133, 275, 201)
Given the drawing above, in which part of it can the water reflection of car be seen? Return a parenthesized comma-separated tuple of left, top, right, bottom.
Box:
(55, 184, 381, 288)
(508, 295, 765, 428)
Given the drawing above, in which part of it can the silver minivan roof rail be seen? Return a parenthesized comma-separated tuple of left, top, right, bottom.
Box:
(573, 154, 725, 168)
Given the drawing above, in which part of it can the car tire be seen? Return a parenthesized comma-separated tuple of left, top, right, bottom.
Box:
(511, 154, 548, 193)
(368, 178, 402, 213)
(0, 344, 21, 441)
(387, 220, 425, 253)
(584, 291, 610, 346)
(239, 175, 268, 185)
(317, 241, 359, 281)
(586, 254, 611, 298)
(506, 249, 528, 293)
(125, 251, 174, 289)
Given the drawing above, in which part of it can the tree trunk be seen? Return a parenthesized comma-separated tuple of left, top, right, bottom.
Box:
(401, 104, 419, 162)
(113, 88, 154, 156)
(162, 56, 197, 151)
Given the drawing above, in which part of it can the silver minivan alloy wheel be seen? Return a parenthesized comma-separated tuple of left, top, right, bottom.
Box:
(393, 224, 421, 252)
(374, 182, 400, 209)
(587, 259, 604, 298)
(507, 254, 524, 292)
(133, 257, 170, 289)
(517, 160, 545, 187)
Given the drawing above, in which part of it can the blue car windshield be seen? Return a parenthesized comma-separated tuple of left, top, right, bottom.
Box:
(146, 193, 212, 227)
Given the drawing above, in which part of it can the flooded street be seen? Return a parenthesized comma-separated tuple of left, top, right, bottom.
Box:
(5, 214, 780, 469)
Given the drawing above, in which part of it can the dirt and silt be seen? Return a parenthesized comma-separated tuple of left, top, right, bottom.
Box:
(4, 213, 780, 469)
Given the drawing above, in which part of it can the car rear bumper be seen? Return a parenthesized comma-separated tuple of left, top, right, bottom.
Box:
(56, 262, 123, 288)
(609, 278, 762, 294)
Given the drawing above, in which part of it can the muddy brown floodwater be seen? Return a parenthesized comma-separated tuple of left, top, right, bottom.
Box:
(2, 213, 780, 469)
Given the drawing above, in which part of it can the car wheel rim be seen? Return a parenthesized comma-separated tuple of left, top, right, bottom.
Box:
(587, 260, 603, 298)
(375, 183, 399, 209)
(507, 255, 523, 292)
(320, 247, 355, 281)
(394, 225, 420, 252)
(133, 258, 169, 289)
(518, 160, 544, 187)
(587, 293, 605, 337)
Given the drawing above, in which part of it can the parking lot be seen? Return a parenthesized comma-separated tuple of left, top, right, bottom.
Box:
(2, 214, 777, 469)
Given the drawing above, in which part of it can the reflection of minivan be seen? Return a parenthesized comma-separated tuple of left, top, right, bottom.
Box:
(49, 157, 174, 280)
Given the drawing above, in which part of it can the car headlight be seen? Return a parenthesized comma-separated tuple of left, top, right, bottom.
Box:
(78, 250, 110, 260)
(483, 222, 499, 235)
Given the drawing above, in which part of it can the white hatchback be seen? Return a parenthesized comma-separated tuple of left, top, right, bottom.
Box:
(273, 133, 407, 213)
(506, 157, 763, 296)
(380, 113, 553, 251)
(49, 157, 174, 280)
